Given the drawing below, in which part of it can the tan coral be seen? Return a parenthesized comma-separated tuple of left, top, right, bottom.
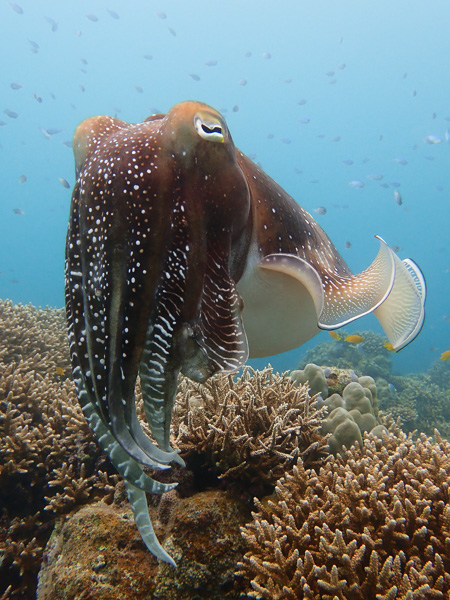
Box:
(238, 430, 450, 599)
(170, 367, 328, 488)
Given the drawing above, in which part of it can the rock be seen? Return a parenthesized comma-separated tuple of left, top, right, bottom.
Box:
(37, 490, 247, 600)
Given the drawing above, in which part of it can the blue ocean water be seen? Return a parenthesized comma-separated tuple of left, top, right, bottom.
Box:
(0, 0, 448, 375)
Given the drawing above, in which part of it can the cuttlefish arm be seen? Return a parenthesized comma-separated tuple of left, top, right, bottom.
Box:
(236, 152, 426, 355)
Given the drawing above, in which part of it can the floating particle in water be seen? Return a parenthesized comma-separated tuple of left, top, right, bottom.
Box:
(18, 175, 27, 184)
(86, 13, 98, 22)
(10, 82, 22, 90)
(9, 2, 23, 14)
(342, 159, 353, 165)
(59, 178, 70, 189)
(348, 180, 365, 188)
(313, 206, 327, 215)
(367, 173, 383, 181)
(394, 191, 402, 205)
(205, 59, 217, 66)
(4, 109, 18, 119)
(425, 134, 443, 144)
(190, 73, 200, 81)
(13, 208, 24, 214)
(107, 9, 119, 19)
(157, 11, 167, 19)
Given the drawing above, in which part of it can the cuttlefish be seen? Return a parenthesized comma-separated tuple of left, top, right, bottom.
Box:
(65, 100, 425, 564)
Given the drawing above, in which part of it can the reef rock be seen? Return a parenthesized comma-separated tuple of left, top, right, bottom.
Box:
(37, 489, 247, 600)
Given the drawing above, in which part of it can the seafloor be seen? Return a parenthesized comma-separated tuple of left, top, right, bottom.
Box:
(0, 298, 449, 600)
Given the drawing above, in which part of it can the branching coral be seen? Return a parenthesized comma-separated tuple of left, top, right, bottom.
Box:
(238, 430, 450, 599)
(170, 367, 328, 492)
(0, 301, 118, 599)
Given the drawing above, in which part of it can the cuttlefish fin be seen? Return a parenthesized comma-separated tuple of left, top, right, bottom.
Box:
(374, 255, 426, 351)
(73, 116, 128, 176)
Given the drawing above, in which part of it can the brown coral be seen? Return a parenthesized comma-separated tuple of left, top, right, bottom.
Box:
(170, 367, 328, 493)
(238, 430, 450, 599)
(0, 301, 118, 599)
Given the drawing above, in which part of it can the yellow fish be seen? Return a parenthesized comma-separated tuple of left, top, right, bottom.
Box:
(55, 366, 66, 376)
(440, 350, 450, 361)
(344, 334, 364, 344)
(384, 342, 395, 352)
(329, 331, 341, 341)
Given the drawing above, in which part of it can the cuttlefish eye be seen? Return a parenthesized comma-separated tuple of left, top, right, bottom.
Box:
(194, 112, 225, 143)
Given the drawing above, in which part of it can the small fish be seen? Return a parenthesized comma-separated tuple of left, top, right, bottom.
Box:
(328, 331, 341, 341)
(0, 121, 6, 126)
(344, 334, 364, 344)
(297, 98, 307, 105)
(298, 117, 310, 124)
(239, 79, 248, 86)
(232, 105, 239, 113)
(10, 82, 22, 90)
(157, 11, 167, 19)
(314, 206, 327, 215)
(391, 245, 401, 253)
(389, 181, 401, 188)
(79, 84, 85, 92)
(367, 173, 383, 181)
(445, 129, 450, 143)
(168, 27, 176, 36)
(189, 73, 200, 81)
(394, 191, 402, 206)
(393, 157, 408, 165)
(143, 54, 153, 60)
(4, 109, 18, 119)
(86, 13, 99, 22)
(262, 52, 271, 59)
(9, 2, 23, 14)
(45, 16, 58, 31)
(34, 93, 42, 103)
(337, 63, 346, 70)
(440, 350, 450, 361)
(281, 137, 292, 145)
(345, 241, 352, 249)
(107, 9, 119, 19)
(55, 366, 66, 376)
(204, 59, 217, 67)
(342, 159, 353, 165)
(331, 136, 341, 142)
(46, 127, 62, 135)
(135, 85, 143, 93)
(388, 383, 397, 396)
(18, 175, 27, 184)
(13, 208, 24, 215)
(384, 342, 395, 352)
(28, 39, 39, 50)
(62, 140, 73, 148)
(425, 135, 443, 144)
(59, 177, 70, 188)
(349, 180, 365, 189)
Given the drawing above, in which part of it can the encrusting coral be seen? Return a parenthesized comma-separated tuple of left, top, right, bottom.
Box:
(237, 429, 450, 599)
(169, 367, 328, 493)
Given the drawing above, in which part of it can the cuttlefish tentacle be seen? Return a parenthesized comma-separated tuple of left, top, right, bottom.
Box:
(66, 100, 426, 566)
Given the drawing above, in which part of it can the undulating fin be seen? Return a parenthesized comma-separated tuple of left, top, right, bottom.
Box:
(125, 481, 176, 566)
(374, 253, 426, 351)
(317, 236, 395, 328)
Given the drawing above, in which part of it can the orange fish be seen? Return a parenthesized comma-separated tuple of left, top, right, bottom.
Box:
(329, 331, 341, 341)
(440, 350, 450, 361)
(344, 334, 364, 344)
(384, 342, 395, 352)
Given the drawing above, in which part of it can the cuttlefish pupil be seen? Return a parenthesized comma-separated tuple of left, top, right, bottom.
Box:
(65, 99, 426, 566)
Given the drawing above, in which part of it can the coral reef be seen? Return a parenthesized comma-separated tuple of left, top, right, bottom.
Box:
(170, 367, 328, 495)
(290, 363, 328, 399)
(238, 429, 450, 599)
(0, 300, 119, 599)
(298, 329, 393, 380)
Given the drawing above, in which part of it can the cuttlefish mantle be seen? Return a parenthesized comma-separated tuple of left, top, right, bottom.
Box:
(65, 100, 426, 564)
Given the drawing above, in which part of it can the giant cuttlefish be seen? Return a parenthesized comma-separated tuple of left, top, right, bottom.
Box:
(65, 101, 425, 564)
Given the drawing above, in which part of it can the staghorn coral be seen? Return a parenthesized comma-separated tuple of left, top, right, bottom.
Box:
(170, 367, 328, 493)
(0, 301, 118, 599)
(238, 429, 450, 599)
